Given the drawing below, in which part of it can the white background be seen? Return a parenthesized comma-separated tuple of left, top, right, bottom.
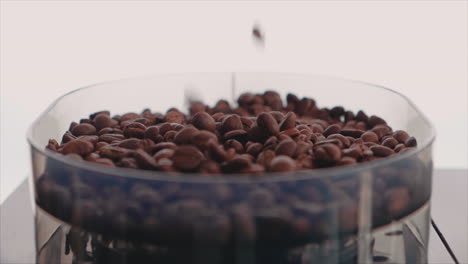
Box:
(1, 1, 467, 202)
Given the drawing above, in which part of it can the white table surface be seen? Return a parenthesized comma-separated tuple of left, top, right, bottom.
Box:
(1, 169, 467, 264)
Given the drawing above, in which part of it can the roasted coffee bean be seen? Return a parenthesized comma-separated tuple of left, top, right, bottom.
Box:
(280, 128, 301, 138)
(330, 106, 345, 118)
(93, 114, 114, 130)
(323, 124, 341, 137)
(133, 117, 151, 127)
(220, 114, 243, 133)
(191, 111, 216, 132)
(221, 155, 251, 173)
(340, 129, 365, 138)
(61, 139, 94, 156)
(99, 133, 125, 143)
(269, 155, 296, 172)
(315, 139, 343, 148)
(99, 145, 130, 160)
(161, 130, 175, 142)
(118, 157, 139, 169)
(393, 130, 410, 143)
(382, 137, 399, 149)
(275, 140, 297, 157)
(355, 110, 368, 122)
(314, 143, 341, 164)
(269, 111, 285, 123)
(405, 136, 417, 147)
(144, 126, 161, 142)
(98, 127, 122, 136)
(46, 139, 59, 151)
(148, 142, 177, 154)
(370, 145, 394, 157)
(165, 110, 185, 124)
(199, 160, 221, 174)
(295, 98, 312, 116)
(342, 146, 362, 159)
(123, 122, 147, 139)
(93, 158, 115, 167)
(71, 123, 96, 136)
(134, 149, 159, 170)
(371, 125, 391, 139)
(192, 130, 218, 150)
(337, 157, 357, 166)
(224, 139, 244, 154)
(85, 152, 100, 161)
(368, 115, 386, 128)
(328, 134, 350, 148)
(62, 132, 77, 144)
(120, 112, 140, 121)
(153, 148, 175, 161)
(256, 112, 280, 136)
(361, 131, 379, 143)
(224, 129, 248, 143)
(172, 145, 204, 171)
(240, 116, 254, 129)
(257, 150, 276, 167)
(118, 138, 145, 149)
(246, 143, 263, 157)
(79, 118, 92, 124)
(394, 143, 406, 153)
(294, 142, 313, 157)
(173, 126, 199, 145)
(77, 135, 98, 145)
(68, 121, 79, 132)
(263, 90, 283, 111)
(279, 112, 296, 131)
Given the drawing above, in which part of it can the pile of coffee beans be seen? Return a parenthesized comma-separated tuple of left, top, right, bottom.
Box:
(47, 90, 417, 174)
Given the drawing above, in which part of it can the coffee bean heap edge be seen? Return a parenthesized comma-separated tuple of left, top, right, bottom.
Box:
(46, 91, 417, 174)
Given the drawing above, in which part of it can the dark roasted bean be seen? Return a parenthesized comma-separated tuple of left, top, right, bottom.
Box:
(71, 123, 96, 136)
(393, 130, 410, 143)
(172, 145, 205, 171)
(144, 126, 160, 142)
(246, 143, 263, 157)
(275, 139, 297, 157)
(340, 129, 365, 138)
(165, 110, 185, 124)
(361, 131, 379, 143)
(370, 145, 394, 157)
(220, 114, 243, 133)
(405, 136, 417, 147)
(134, 149, 159, 170)
(61, 139, 94, 156)
(394, 143, 406, 153)
(382, 137, 399, 149)
(173, 126, 199, 145)
(323, 124, 341, 137)
(123, 122, 147, 139)
(191, 111, 216, 132)
(269, 155, 296, 172)
(279, 112, 296, 131)
(256, 112, 280, 136)
(99, 133, 125, 143)
(314, 143, 341, 164)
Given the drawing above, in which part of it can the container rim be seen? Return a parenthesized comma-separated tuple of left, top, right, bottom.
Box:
(26, 72, 436, 183)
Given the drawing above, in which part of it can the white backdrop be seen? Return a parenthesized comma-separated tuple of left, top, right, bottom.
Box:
(1, 1, 467, 202)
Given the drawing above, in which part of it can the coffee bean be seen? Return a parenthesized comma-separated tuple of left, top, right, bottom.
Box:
(275, 140, 297, 157)
(71, 123, 97, 136)
(361, 131, 379, 143)
(371, 125, 391, 139)
(368, 115, 386, 128)
(191, 111, 216, 132)
(315, 139, 343, 149)
(173, 125, 199, 145)
(224, 139, 244, 154)
(405, 136, 417, 147)
(61, 139, 94, 156)
(121, 112, 140, 121)
(370, 145, 394, 157)
(393, 130, 410, 143)
(337, 157, 357, 166)
(394, 143, 406, 153)
(144, 126, 160, 142)
(314, 143, 341, 164)
(118, 157, 139, 169)
(224, 129, 248, 143)
(328, 134, 350, 148)
(123, 122, 147, 139)
(340, 129, 364, 138)
(99, 133, 125, 143)
(256, 112, 280, 136)
(246, 143, 263, 157)
(382, 137, 399, 149)
(46, 139, 59, 151)
(330, 106, 345, 118)
(153, 148, 175, 161)
(62, 132, 77, 144)
(190, 130, 217, 150)
(172, 145, 204, 171)
(269, 111, 285, 123)
(355, 110, 368, 122)
(295, 98, 312, 116)
(279, 112, 296, 131)
(199, 160, 221, 174)
(165, 110, 185, 124)
(342, 147, 362, 159)
(220, 114, 243, 133)
(99, 145, 130, 160)
(323, 124, 341, 137)
(93, 158, 115, 167)
(257, 150, 276, 167)
(118, 138, 145, 149)
(85, 152, 100, 161)
(269, 155, 296, 172)
(93, 114, 114, 131)
(221, 155, 251, 173)
(133, 149, 158, 170)
(263, 91, 283, 111)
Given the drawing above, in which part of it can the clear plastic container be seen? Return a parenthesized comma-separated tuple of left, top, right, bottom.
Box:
(27, 73, 435, 264)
